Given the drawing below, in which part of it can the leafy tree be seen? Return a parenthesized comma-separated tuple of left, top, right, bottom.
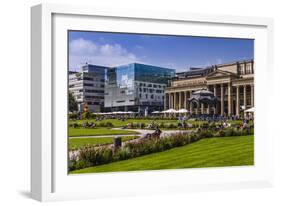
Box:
(69, 92, 78, 112)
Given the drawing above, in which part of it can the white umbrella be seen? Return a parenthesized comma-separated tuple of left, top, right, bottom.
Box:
(112, 111, 124, 114)
(245, 107, 255, 113)
(152, 111, 160, 114)
(177, 108, 188, 113)
(163, 109, 177, 113)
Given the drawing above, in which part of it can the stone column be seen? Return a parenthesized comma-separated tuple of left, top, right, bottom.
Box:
(201, 103, 204, 114)
(176, 92, 179, 109)
(213, 85, 217, 114)
(228, 82, 232, 116)
(214, 85, 217, 96)
(168, 93, 171, 109)
(179, 92, 182, 109)
(184, 91, 187, 109)
(164, 93, 166, 110)
(236, 86, 240, 117)
(189, 91, 192, 113)
(207, 105, 210, 114)
(220, 84, 224, 115)
(173, 93, 176, 109)
(243, 85, 247, 110)
(251, 85, 254, 107)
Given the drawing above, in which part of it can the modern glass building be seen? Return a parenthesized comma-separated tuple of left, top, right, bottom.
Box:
(104, 63, 175, 113)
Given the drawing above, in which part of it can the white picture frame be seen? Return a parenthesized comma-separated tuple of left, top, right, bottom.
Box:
(31, 3, 274, 202)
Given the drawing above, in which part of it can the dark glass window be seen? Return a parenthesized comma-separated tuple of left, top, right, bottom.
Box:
(83, 77, 93, 81)
(84, 83, 93, 87)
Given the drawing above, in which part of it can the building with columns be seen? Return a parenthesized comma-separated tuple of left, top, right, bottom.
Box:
(165, 59, 254, 117)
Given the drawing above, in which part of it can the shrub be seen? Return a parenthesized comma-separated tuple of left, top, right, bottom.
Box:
(98, 122, 114, 127)
(114, 147, 131, 160)
(159, 122, 165, 128)
(81, 111, 91, 119)
(215, 129, 226, 137)
(69, 113, 78, 119)
(69, 160, 89, 171)
(224, 128, 242, 137)
(198, 130, 214, 138)
(189, 132, 200, 143)
(167, 123, 177, 129)
(241, 128, 254, 136)
(208, 122, 216, 130)
(140, 122, 146, 129)
(90, 113, 97, 119)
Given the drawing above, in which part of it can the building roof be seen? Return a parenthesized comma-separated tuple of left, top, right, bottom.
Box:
(176, 59, 253, 80)
(188, 89, 218, 106)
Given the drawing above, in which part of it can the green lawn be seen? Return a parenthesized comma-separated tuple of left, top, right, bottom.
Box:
(69, 118, 245, 128)
(69, 118, 179, 127)
(70, 135, 254, 174)
(68, 136, 137, 150)
(68, 127, 139, 137)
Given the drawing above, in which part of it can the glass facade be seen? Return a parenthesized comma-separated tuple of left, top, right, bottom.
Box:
(105, 63, 175, 112)
(135, 63, 175, 84)
(82, 64, 107, 80)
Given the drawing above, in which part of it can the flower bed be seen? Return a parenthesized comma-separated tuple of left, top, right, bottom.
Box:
(68, 127, 254, 171)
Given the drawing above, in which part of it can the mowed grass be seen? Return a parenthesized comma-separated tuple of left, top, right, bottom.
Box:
(69, 118, 244, 128)
(69, 118, 179, 127)
(70, 135, 254, 174)
(68, 136, 137, 149)
(68, 127, 139, 137)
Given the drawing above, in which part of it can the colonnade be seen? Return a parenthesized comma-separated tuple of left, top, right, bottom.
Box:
(165, 83, 254, 117)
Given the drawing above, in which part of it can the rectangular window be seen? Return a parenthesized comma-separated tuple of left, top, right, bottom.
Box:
(83, 83, 94, 87)
(83, 77, 93, 81)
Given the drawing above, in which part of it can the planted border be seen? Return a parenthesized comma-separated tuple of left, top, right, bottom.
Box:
(69, 127, 253, 171)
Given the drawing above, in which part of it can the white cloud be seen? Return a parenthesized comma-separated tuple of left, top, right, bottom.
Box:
(69, 38, 98, 55)
(69, 38, 139, 70)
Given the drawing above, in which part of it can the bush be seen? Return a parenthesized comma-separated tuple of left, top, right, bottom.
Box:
(198, 130, 214, 138)
(167, 123, 177, 129)
(227, 128, 241, 136)
(90, 113, 97, 119)
(98, 122, 114, 127)
(69, 113, 78, 119)
(69, 160, 89, 171)
(159, 122, 165, 128)
(139, 122, 146, 129)
(241, 128, 254, 136)
(81, 111, 91, 119)
(114, 147, 131, 160)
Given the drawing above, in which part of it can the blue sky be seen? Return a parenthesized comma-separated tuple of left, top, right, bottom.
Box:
(68, 31, 254, 72)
